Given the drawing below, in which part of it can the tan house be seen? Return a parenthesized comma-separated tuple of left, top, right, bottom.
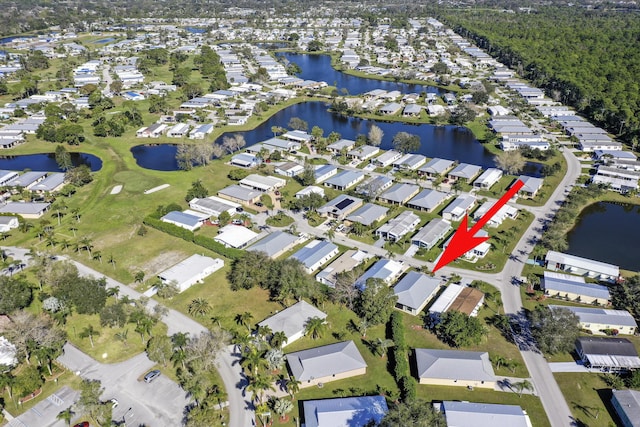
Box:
(415, 349, 496, 389)
(549, 305, 637, 335)
(286, 341, 367, 388)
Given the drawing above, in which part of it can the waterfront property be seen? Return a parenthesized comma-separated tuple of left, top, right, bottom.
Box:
(418, 158, 455, 178)
(415, 349, 496, 389)
(347, 145, 380, 162)
(473, 168, 503, 189)
(257, 300, 327, 344)
(548, 305, 637, 335)
(542, 271, 611, 305)
(515, 175, 544, 199)
(545, 250, 619, 282)
(428, 284, 485, 317)
(611, 389, 640, 427)
(286, 341, 367, 388)
(230, 153, 260, 168)
(448, 163, 482, 182)
(575, 337, 640, 371)
(157, 255, 224, 293)
(393, 271, 442, 315)
(316, 250, 372, 288)
(301, 396, 388, 427)
(438, 401, 531, 427)
(374, 150, 402, 167)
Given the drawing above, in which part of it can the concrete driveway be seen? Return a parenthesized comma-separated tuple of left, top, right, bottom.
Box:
(57, 343, 190, 427)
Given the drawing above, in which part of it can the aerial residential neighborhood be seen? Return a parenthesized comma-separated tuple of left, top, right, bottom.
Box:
(0, 1, 639, 427)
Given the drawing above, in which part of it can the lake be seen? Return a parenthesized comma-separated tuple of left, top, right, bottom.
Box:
(276, 52, 442, 95)
(566, 201, 640, 271)
(0, 152, 102, 172)
(133, 101, 542, 174)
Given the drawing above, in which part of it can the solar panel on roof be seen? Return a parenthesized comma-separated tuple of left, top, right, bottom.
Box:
(335, 198, 354, 210)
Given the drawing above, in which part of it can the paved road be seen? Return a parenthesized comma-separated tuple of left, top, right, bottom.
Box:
(57, 343, 189, 427)
(1, 248, 253, 427)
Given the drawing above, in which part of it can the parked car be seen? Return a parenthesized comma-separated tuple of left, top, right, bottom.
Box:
(73, 422, 89, 427)
(109, 398, 119, 408)
(231, 219, 244, 225)
(143, 370, 161, 383)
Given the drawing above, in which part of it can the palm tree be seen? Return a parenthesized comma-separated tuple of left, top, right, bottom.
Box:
(57, 407, 75, 426)
(246, 373, 275, 404)
(324, 228, 335, 242)
(256, 324, 272, 340)
(68, 225, 77, 237)
(106, 286, 120, 301)
(0, 370, 15, 400)
(304, 317, 327, 340)
(513, 379, 534, 397)
(71, 207, 81, 222)
(232, 332, 252, 354)
(287, 377, 301, 400)
(235, 311, 254, 332)
(491, 354, 507, 370)
(372, 338, 394, 358)
(79, 236, 93, 257)
(188, 298, 211, 317)
(92, 250, 102, 263)
(107, 253, 116, 269)
(242, 348, 269, 375)
(135, 316, 154, 343)
(114, 329, 129, 347)
(270, 331, 288, 349)
(51, 201, 66, 225)
(79, 325, 99, 348)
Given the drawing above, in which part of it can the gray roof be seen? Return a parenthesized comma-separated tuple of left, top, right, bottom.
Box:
(327, 139, 355, 151)
(415, 349, 495, 382)
(29, 173, 65, 192)
(356, 175, 392, 197)
(260, 137, 298, 150)
(449, 163, 482, 179)
(576, 337, 640, 369)
(158, 254, 221, 285)
(302, 396, 388, 427)
(314, 164, 338, 180)
(347, 145, 379, 158)
(346, 203, 388, 226)
(407, 189, 450, 211)
(291, 240, 338, 270)
(419, 158, 455, 175)
(612, 390, 640, 427)
(379, 183, 419, 204)
(286, 340, 367, 381)
(218, 184, 261, 202)
(258, 300, 327, 341)
(247, 231, 299, 258)
(376, 210, 420, 238)
(324, 170, 364, 189)
(0, 202, 49, 215)
(189, 196, 238, 217)
(355, 258, 404, 289)
(411, 218, 452, 249)
(543, 271, 611, 300)
(161, 211, 200, 227)
(546, 251, 619, 277)
(548, 305, 637, 329)
(0, 216, 18, 225)
(379, 102, 401, 113)
(394, 154, 426, 169)
(443, 194, 477, 217)
(517, 175, 544, 194)
(394, 271, 441, 311)
(441, 401, 529, 427)
(7, 171, 47, 188)
(318, 194, 363, 217)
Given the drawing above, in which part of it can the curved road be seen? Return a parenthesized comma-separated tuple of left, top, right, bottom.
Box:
(2, 149, 580, 427)
(0, 247, 253, 427)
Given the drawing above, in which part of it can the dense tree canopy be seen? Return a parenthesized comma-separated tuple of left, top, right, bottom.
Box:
(529, 305, 580, 354)
(0, 276, 33, 314)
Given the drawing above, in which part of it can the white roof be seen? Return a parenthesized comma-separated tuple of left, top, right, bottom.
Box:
(416, 349, 495, 382)
(158, 254, 223, 285)
(429, 284, 465, 314)
(441, 401, 530, 427)
(239, 174, 286, 191)
(258, 300, 327, 341)
(546, 250, 619, 277)
(214, 225, 259, 248)
(394, 271, 441, 311)
(548, 305, 637, 328)
(0, 336, 17, 366)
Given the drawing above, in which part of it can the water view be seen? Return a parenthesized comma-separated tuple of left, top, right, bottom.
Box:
(566, 201, 640, 271)
(276, 52, 442, 96)
(0, 152, 102, 172)
(131, 144, 180, 171)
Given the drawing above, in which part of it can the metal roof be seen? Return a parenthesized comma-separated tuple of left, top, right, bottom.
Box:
(302, 396, 388, 427)
(379, 183, 420, 203)
(543, 271, 611, 300)
(346, 203, 388, 226)
(161, 211, 201, 227)
(290, 240, 338, 271)
(416, 349, 495, 382)
(612, 390, 640, 427)
(286, 341, 367, 382)
(411, 218, 452, 249)
(247, 231, 299, 259)
(394, 271, 441, 311)
(441, 401, 529, 427)
(449, 163, 482, 179)
(407, 189, 450, 211)
(546, 251, 619, 277)
(549, 305, 637, 328)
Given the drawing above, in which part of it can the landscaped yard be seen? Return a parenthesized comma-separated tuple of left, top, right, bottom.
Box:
(554, 373, 620, 427)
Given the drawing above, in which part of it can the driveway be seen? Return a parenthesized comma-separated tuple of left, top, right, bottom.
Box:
(57, 343, 189, 427)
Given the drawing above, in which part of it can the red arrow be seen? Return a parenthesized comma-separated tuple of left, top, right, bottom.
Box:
(432, 179, 525, 273)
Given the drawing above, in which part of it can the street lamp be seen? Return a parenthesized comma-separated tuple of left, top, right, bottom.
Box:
(123, 407, 132, 426)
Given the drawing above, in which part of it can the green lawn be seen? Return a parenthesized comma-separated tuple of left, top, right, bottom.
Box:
(554, 373, 619, 427)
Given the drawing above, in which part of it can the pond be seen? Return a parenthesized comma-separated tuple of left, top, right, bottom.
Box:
(133, 101, 543, 174)
(131, 144, 180, 171)
(566, 201, 640, 272)
(0, 152, 102, 172)
(275, 52, 442, 95)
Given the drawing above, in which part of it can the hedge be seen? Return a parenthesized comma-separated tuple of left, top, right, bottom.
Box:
(143, 215, 243, 260)
(387, 312, 416, 401)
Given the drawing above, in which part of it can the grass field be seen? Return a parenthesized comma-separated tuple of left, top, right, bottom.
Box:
(554, 373, 620, 427)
